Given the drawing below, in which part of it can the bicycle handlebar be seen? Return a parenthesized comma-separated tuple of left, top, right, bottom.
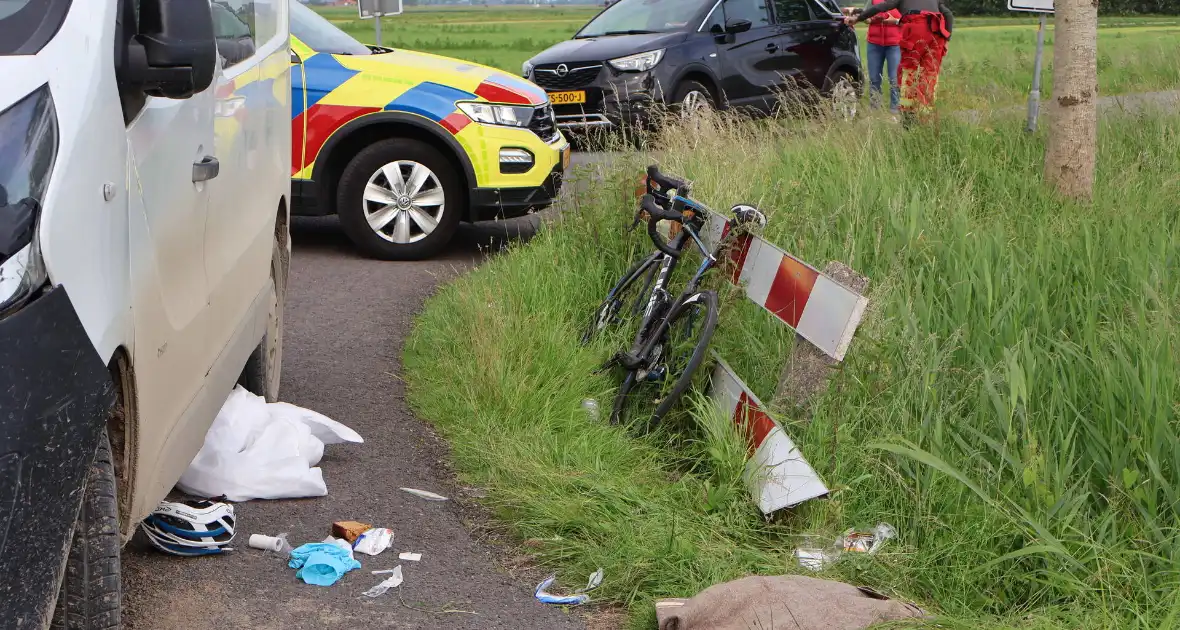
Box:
(646, 165, 691, 198)
(641, 194, 683, 257)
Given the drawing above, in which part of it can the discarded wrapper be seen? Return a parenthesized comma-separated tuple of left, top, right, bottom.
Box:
(795, 523, 897, 571)
(400, 488, 448, 501)
(332, 520, 372, 544)
(794, 548, 836, 571)
(353, 528, 394, 556)
(535, 568, 604, 606)
(399, 552, 422, 562)
(839, 523, 897, 554)
(361, 565, 404, 598)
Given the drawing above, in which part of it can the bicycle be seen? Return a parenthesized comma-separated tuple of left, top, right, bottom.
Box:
(583, 165, 766, 427)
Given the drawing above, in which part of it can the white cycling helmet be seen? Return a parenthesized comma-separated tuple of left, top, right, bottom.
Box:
(141, 499, 236, 556)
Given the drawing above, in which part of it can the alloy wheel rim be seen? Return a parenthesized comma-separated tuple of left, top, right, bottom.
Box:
(681, 90, 710, 115)
(832, 78, 858, 120)
(363, 160, 445, 244)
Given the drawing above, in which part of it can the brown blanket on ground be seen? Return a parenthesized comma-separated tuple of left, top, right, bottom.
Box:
(655, 575, 926, 630)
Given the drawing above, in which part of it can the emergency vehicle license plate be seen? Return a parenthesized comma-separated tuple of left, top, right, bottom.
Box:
(562, 146, 571, 170)
(549, 91, 586, 105)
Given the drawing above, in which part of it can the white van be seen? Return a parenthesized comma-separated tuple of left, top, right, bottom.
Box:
(0, 0, 290, 627)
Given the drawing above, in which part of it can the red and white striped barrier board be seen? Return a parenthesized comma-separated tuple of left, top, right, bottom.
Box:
(710, 355, 829, 513)
(703, 214, 867, 361)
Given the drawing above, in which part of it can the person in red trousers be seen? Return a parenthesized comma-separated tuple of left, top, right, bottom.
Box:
(847, 0, 953, 125)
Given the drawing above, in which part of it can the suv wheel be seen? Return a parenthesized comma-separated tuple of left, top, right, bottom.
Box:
(50, 431, 120, 630)
(826, 71, 860, 120)
(336, 138, 463, 260)
(672, 80, 714, 118)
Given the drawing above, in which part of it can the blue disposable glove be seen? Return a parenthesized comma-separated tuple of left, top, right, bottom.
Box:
(288, 542, 362, 586)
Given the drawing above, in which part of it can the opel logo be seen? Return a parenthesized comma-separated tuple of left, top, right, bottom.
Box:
(556, 64, 569, 77)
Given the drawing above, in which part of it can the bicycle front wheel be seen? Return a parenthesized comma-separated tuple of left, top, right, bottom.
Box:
(611, 290, 719, 428)
(650, 290, 719, 426)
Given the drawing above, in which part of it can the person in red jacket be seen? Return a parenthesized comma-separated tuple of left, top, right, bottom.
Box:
(847, 0, 953, 124)
(864, 0, 903, 114)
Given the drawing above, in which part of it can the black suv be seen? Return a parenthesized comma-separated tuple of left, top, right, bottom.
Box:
(523, 0, 860, 131)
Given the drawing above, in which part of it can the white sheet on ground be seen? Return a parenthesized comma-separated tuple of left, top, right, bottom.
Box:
(177, 386, 363, 501)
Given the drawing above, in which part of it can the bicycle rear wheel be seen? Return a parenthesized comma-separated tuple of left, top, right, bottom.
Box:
(610, 290, 719, 427)
(582, 252, 659, 344)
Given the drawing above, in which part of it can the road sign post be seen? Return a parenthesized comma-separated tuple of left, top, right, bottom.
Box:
(1008, 0, 1054, 132)
(359, 0, 404, 48)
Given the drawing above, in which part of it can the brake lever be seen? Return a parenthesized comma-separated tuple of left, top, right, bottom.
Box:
(628, 205, 646, 232)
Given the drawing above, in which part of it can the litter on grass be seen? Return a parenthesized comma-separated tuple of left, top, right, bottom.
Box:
(353, 528, 394, 556)
(795, 523, 898, 571)
(398, 552, 422, 562)
(400, 488, 448, 501)
(178, 386, 363, 501)
(535, 568, 604, 605)
(361, 565, 404, 598)
(838, 523, 896, 554)
(289, 541, 362, 586)
(581, 398, 600, 422)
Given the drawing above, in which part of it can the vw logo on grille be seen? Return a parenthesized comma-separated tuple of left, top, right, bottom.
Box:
(556, 64, 569, 77)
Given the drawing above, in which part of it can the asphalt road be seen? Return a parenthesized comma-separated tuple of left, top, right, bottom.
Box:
(121, 215, 585, 630)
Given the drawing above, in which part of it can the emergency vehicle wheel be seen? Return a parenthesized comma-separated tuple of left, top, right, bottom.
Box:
(336, 138, 462, 260)
(50, 431, 120, 630)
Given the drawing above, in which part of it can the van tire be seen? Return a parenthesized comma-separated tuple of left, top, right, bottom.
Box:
(336, 138, 462, 260)
(239, 224, 288, 402)
(50, 431, 120, 630)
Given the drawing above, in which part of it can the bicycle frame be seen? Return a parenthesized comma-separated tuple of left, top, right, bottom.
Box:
(621, 195, 723, 368)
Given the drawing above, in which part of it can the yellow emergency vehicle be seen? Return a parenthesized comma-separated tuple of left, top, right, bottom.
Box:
(290, 3, 570, 259)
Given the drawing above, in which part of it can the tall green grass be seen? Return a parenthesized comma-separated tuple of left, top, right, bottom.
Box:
(405, 108, 1180, 628)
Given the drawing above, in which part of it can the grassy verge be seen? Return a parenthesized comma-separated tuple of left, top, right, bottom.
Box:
(405, 108, 1180, 628)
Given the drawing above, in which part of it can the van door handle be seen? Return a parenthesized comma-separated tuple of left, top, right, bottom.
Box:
(765, 43, 779, 53)
(192, 156, 219, 183)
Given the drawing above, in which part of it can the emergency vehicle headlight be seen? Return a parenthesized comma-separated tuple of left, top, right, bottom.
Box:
(457, 102, 534, 129)
(0, 85, 57, 318)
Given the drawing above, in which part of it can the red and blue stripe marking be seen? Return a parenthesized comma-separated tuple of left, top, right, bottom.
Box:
(292, 53, 548, 175)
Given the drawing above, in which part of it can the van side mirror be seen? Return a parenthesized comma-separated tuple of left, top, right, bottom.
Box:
(725, 18, 753, 34)
(122, 0, 217, 99)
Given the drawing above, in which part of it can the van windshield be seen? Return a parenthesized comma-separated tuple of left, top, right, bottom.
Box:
(291, 2, 374, 56)
(576, 0, 705, 38)
(0, 0, 71, 55)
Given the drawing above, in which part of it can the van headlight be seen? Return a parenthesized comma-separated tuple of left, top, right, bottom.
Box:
(457, 102, 534, 128)
(0, 85, 58, 317)
(522, 60, 534, 78)
(608, 49, 665, 72)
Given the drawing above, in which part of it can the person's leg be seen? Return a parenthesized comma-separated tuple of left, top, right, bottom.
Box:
(897, 24, 920, 126)
(866, 43, 885, 110)
(885, 45, 902, 113)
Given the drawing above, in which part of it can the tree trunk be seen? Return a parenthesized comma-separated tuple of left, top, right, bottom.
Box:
(1043, 0, 1098, 201)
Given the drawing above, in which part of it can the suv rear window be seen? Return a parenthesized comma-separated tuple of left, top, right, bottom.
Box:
(0, 0, 71, 56)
